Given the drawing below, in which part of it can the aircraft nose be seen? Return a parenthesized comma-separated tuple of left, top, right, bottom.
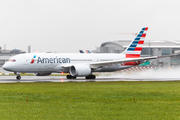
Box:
(3, 63, 12, 71)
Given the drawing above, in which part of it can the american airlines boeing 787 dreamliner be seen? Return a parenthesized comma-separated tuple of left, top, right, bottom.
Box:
(3, 27, 158, 80)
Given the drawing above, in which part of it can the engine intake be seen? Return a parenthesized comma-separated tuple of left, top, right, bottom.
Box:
(70, 64, 91, 77)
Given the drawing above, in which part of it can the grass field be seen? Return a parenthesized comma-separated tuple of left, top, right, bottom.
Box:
(0, 81, 180, 120)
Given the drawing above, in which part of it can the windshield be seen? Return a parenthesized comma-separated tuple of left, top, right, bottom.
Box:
(8, 59, 16, 62)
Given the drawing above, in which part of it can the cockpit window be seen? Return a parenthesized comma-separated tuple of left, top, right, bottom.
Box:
(8, 59, 16, 62)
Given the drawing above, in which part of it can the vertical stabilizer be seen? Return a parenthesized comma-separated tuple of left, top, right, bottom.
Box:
(123, 27, 148, 58)
(79, 50, 84, 53)
(86, 50, 91, 53)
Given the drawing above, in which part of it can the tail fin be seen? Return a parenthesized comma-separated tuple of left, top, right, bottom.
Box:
(123, 27, 148, 58)
(86, 50, 91, 53)
(79, 50, 84, 53)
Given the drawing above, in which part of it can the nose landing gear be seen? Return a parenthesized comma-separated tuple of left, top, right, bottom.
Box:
(16, 75, 21, 80)
(14, 72, 21, 80)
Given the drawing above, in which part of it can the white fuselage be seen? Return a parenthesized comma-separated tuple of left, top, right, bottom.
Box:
(3, 53, 138, 74)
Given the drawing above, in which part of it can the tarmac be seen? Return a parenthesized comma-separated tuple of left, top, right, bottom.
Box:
(0, 76, 180, 83)
(1, 66, 180, 83)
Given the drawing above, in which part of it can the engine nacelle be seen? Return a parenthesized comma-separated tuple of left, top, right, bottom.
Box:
(34, 73, 52, 76)
(70, 64, 91, 77)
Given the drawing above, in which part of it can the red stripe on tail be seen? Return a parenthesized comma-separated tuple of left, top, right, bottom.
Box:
(126, 54, 140, 58)
(141, 34, 146, 37)
(134, 47, 142, 51)
(138, 41, 144, 44)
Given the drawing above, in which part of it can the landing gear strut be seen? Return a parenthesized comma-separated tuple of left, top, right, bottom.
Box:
(85, 75, 96, 79)
(66, 75, 76, 79)
(16, 75, 21, 80)
(66, 75, 96, 79)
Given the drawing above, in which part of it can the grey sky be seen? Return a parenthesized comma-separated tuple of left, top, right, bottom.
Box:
(0, 0, 180, 53)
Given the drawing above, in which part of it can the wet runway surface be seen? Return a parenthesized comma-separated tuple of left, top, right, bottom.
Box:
(0, 76, 180, 83)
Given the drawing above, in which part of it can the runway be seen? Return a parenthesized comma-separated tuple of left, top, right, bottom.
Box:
(0, 76, 180, 83)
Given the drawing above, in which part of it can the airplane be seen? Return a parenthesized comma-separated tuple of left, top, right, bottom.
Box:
(79, 50, 84, 53)
(3, 27, 158, 80)
(79, 50, 91, 53)
(86, 50, 91, 53)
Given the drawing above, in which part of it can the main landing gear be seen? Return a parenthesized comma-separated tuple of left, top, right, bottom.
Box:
(16, 75, 21, 80)
(66, 75, 96, 79)
(85, 75, 96, 79)
(66, 75, 76, 79)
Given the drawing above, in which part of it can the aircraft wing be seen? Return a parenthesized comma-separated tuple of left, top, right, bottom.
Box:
(89, 53, 180, 69)
(61, 56, 158, 69)
(89, 56, 158, 69)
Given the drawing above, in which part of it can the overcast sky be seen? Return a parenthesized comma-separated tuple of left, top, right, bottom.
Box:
(0, 0, 180, 53)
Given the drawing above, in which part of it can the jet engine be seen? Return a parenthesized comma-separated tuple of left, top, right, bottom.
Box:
(34, 73, 52, 76)
(70, 64, 91, 77)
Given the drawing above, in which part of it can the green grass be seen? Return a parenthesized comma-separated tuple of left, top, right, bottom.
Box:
(0, 81, 180, 119)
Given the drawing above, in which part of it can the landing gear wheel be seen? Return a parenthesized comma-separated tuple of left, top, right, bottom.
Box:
(67, 75, 71, 79)
(86, 75, 96, 79)
(16, 75, 21, 80)
(66, 75, 76, 79)
(72, 76, 77, 79)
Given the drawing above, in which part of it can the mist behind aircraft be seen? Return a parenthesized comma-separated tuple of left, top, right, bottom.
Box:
(101, 68, 180, 79)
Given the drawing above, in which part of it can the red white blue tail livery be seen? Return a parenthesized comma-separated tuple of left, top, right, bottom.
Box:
(123, 27, 148, 58)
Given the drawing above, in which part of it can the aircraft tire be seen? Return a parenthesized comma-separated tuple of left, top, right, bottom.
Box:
(66, 75, 76, 79)
(86, 75, 96, 79)
(67, 75, 72, 79)
(72, 76, 76, 79)
(16, 75, 21, 80)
